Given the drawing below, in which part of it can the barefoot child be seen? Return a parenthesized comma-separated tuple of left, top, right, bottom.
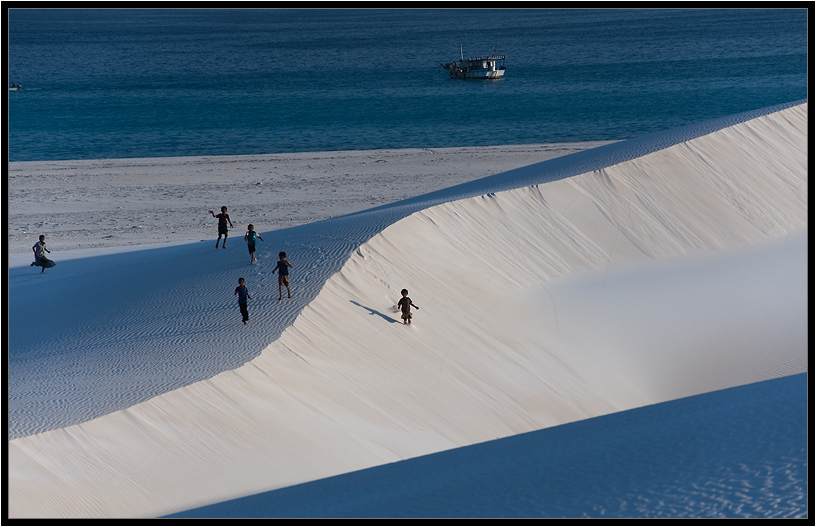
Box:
(397, 289, 419, 325)
(209, 206, 234, 248)
(234, 277, 252, 325)
(272, 252, 293, 301)
(31, 235, 55, 273)
(244, 224, 264, 264)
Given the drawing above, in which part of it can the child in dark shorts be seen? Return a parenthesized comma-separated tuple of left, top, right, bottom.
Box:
(234, 277, 252, 325)
(209, 206, 234, 248)
(397, 289, 419, 324)
(272, 252, 293, 301)
(244, 224, 264, 264)
(31, 234, 55, 273)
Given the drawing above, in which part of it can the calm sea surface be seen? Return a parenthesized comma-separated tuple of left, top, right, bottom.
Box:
(7, 9, 808, 162)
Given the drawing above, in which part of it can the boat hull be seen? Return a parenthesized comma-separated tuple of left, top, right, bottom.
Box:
(441, 51, 506, 80)
(447, 69, 504, 80)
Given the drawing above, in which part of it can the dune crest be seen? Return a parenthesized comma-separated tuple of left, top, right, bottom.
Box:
(8, 103, 807, 518)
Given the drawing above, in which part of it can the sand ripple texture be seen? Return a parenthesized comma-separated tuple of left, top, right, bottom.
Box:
(7, 101, 807, 517)
(9, 99, 806, 439)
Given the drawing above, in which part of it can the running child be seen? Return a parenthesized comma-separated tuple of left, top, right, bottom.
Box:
(397, 289, 419, 325)
(272, 252, 293, 301)
(31, 235, 55, 273)
(209, 206, 234, 248)
(244, 224, 264, 264)
(234, 277, 252, 325)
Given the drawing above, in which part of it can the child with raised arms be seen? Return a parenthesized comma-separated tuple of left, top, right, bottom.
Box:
(209, 206, 234, 248)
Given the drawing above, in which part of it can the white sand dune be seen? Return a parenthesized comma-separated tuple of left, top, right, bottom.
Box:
(7, 101, 807, 518)
(167, 373, 808, 518)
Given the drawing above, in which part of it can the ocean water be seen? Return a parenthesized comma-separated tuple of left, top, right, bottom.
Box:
(7, 8, 807, 162)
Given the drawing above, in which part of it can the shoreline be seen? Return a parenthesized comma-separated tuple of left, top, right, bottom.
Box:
(8, 141, 616, 257)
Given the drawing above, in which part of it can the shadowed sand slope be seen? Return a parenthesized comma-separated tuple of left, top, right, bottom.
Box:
(8, 103, 807, 518)
(167, 373, 808, 519)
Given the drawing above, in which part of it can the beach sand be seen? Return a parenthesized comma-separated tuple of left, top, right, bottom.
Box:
(7, 142, 614, 257)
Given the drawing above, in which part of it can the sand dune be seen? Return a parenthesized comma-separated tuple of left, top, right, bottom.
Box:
(7, 101, 807, 517)
(167, 373, 808, 518)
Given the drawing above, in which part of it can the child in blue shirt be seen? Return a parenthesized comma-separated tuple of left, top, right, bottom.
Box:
(234, 277, 252, 325)
(244, 224, 264, 264)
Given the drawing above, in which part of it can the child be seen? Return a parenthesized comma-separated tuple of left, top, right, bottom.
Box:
(31, 235, 55, 273)
(272, 252, 293, 301)
(397, 289, 419, 325)
(244, 224, 264, 264)
(209, 206, 234, 248)
(234, 277, 252, 325)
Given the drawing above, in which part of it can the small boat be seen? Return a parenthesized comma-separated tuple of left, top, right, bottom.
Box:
(441, 45, 505, 80)
(9, 83, 22, 91)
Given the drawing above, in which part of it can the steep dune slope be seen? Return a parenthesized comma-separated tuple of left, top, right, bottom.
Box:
(8, 103, 807, 518)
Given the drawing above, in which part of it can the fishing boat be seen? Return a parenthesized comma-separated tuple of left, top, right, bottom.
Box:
(441, 45, 505, 80)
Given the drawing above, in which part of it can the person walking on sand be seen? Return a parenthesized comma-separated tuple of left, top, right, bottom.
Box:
(209, 206, 234, 248)
(272, 252, 293, 301)
(31, 235, 56, 273)
(234, 277, 252, 325)
(397, 289, 419, 325)
(244, 224, 264, 264)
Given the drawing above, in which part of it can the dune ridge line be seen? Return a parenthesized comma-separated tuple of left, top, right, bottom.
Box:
(8, 102, 807, 518)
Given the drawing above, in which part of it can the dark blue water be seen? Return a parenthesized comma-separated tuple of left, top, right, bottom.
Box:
(7, 9, 807, 162)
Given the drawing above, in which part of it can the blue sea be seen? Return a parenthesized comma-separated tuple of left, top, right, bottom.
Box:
(7, 8, 807, 162)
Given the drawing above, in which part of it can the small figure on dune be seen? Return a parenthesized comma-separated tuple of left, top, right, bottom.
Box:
(244, 224, 264, 264)
(31, 235, 56, 273)
(397, 289, 419, 325)
(209, 206, 234, 249)
(272, 251, 293, 301)
(234, 277, 252, 325)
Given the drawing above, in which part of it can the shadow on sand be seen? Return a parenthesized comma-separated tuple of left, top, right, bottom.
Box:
(349, 300, 401, 324)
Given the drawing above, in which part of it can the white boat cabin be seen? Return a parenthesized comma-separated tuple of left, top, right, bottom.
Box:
(442, 48, 506, 80)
